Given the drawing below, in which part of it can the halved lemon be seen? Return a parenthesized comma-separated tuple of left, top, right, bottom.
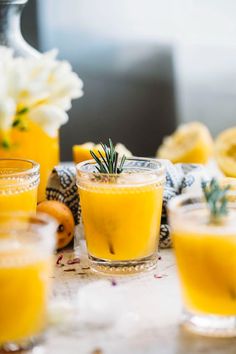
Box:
(215, 128, 236, 177)
(73, 142, 104, 164)
(156, 121, 213, 164)
(73, 142, 132, 164)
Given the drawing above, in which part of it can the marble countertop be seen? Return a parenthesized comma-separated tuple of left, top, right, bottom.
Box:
(37, 247, 236, 354)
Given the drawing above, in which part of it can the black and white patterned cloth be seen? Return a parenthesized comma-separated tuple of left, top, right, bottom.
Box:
(46, 162, 210, 249)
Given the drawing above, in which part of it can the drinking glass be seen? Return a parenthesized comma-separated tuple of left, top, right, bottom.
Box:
(77, 157, 165, 274)
(0, 212, 57, 352)
(0, 158, 40, 212)
(168, 194, 236, 337)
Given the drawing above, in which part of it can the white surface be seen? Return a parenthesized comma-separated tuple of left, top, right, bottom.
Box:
(45, 248, 182, 354)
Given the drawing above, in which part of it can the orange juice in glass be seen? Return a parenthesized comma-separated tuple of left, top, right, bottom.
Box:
(77, 158, 165, 274)
(169, 194, 236, 337)
(0, 213, 56, 352)
(0, 120, 59, 202)
(0, 159, 40, 213)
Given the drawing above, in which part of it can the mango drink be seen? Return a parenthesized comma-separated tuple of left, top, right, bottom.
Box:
(0, 246, 51, 344)
(169, 194, 236, 336)
(0, 120, 59, 202)
(0, 159, 40, 213)
(173, 212, 236, 315)
(0, 214, 56, 350)
(77, 158, 165, 273)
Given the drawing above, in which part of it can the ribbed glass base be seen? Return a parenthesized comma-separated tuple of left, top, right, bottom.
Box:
(89, 253, 157, 275)
(182, 309, 236, 337)
(0, 334, 43, 352)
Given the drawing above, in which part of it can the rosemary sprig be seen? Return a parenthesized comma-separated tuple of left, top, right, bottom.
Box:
(90, 138, 126, 174)
(202, 178, 230, 224)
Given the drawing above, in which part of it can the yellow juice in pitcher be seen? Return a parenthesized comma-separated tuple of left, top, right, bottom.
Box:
(0, 120, 59, 202)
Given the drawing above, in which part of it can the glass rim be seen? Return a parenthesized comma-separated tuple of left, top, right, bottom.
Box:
(76, 156, 166, 177)
(0, 158, 40, 179)
(168, 193, 236, 234)
(168, 192, 236, 216)
(0, 211, 57, 249)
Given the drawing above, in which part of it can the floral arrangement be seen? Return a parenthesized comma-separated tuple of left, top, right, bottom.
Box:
(0, 46, 83, 146)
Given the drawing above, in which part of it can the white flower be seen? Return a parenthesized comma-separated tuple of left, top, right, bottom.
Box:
(0, 46, 83, 136)
(29, 105, 68, 137)
(0, 97, 16, 131)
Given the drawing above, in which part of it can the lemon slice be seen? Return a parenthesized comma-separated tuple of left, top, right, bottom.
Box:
(73, 142, 132, 164)
(73, 142, 101, 164)
(215, 128, 236, 177)
(156, 121, 213, 164)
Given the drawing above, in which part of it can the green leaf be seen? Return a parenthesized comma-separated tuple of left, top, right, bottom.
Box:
(90, 139, 126, 175)
(1, 139, 10, 150)
(12, 119, 21, 127)
(202, 178, 230, 224)
(17, 107, 29, 115)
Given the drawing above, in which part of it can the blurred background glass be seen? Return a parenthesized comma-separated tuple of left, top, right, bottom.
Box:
(21, 0, 236, 160)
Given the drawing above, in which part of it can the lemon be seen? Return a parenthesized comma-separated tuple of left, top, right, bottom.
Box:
(73, 142, 104, 164)
(215, 128, 236, 177)
(73, 142, 132, 164)
(156, 121, 213, 164)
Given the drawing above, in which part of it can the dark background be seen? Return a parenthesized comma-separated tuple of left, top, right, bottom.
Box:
(21, 0, 176, 161)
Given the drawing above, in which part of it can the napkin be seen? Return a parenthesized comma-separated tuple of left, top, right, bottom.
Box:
(46, 161, 210, 248)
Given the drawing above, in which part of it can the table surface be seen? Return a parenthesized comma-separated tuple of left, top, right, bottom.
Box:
(39, 247, 236, 354)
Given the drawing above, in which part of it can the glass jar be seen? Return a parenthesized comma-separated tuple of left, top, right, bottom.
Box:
(0, 0, 60, 202)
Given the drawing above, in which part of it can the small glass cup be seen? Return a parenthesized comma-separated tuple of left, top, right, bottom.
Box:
(0, 212, 57, 352)
(76, 157, 165, 274)
(168, 193, 236, 337)
(0, 158, 40, 212)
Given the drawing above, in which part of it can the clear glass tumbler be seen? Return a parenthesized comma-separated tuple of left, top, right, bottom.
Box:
(77, 157, 165, 274)
(0, 158, 40, 212)
(168, 194, 236, 337)
(0, 212, 57, 352)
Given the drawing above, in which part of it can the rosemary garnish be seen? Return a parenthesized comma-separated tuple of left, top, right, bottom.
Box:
(90, 138, 126, 174)
(202, 178, 230, 224)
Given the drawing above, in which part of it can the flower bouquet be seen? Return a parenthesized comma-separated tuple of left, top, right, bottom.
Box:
(0, 46, 83, 200)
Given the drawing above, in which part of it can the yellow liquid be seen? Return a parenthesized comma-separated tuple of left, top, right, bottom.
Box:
(174, 213, 236, 316)
(79, 182, 163, 260)
(0, 119, 59, 202)
(0, 179, 38, 213)
(0, 245, 52, 345)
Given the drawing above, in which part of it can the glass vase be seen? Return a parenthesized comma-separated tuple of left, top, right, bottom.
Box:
(0, 0, 60, 201)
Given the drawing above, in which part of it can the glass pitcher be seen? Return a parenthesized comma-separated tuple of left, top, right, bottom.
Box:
(0, 0, 59, 202)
